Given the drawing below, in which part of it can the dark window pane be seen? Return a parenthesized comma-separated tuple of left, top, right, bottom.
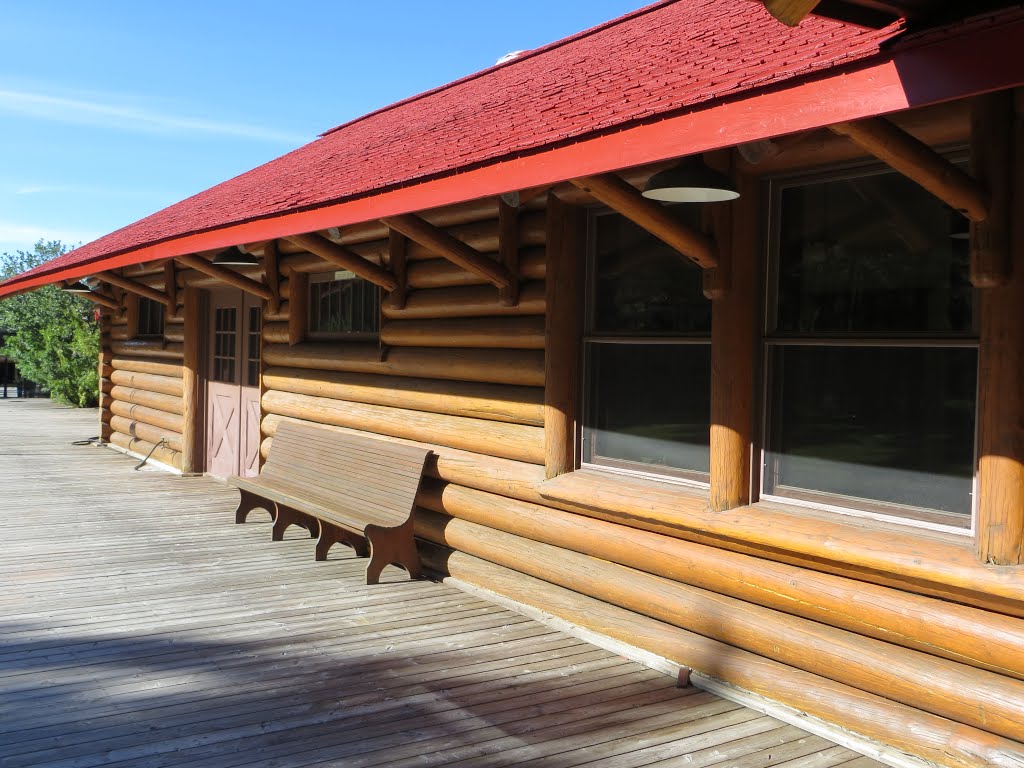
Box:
(310, 276, 379, 334)
(585, 342, 710, 475)
(775, 170, 973, 335)
(765, 345, 976, 519)
(247, 361, 260, 387)
(137, 297, 165, 337)
(592, 211, 709, 335)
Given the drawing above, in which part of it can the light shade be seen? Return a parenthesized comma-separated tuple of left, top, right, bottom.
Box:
(211, 247, 258, 267)
(949, 210, 970, 240)
(642, 158, 739, 203)
(63, 281, 93, 293)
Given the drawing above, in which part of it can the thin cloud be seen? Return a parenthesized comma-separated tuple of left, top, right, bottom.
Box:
(0, 220, 102, 251)
(0, 88, 308, 144)
(15, 184, 68, 195)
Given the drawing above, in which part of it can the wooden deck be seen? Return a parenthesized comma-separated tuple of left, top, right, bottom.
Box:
(0, 400, 884, 768)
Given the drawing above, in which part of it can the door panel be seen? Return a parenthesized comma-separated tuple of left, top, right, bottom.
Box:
(205, 289, 262, 479)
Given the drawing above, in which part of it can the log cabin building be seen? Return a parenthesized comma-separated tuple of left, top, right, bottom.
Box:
(2, 1, 1024, 765)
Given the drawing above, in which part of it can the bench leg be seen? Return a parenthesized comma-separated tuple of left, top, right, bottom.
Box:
(315, 521, 369, 561)
(363, 520, 422, 585)
(272, 504, 320, 541)
(235, 489, 275, 525)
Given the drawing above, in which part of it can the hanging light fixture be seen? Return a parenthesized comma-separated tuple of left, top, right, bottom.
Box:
(211, 247, 258, 266)
(63, 281, 93, 293)
(949, 210, 970, 240)
(642, 157, 739, 203)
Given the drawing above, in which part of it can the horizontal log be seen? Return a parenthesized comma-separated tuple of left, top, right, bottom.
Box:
(99, 363, 114, 379)
(109, 417, 183, 454)
(425, 548, 1024, 768)
(419, 480, 1024, 680)
(257, 425, 546, 498)
(380, 317, 545, 350)
(382, 281, 545, 320)
(110, 401, 184, 434)
(284, 232, 399, 291)
(177, 265, 265, 289)
(265, 301, 289, 323)
(262, 322, 289, 345)
(263, 367, 542, 426)
(100, 378, 113, 395)
(407, 248, 545, 290)
(109, 431, 182, 470)
(263, 342, 544, 387)
(418, 511, 1024, 741)
(109, 370, 184, 398)
(260, 391, 544, 464)
(110, 326, 130, 341)
(110, 340, 184, 360)
(109, 386, 183, 415)
(122, 261, 169, 278)
(539, 470, 1024, 615)
(163, 326, 184, 344)
(99, 409, 112, 425)
(110, 356, 184, 379)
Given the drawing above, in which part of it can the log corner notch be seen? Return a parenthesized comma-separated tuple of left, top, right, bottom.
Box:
(283, 231, 398, 292)
(568, 173, 719, 272)
(829, 98, 1014, 288)
(380, 213, 513, 290)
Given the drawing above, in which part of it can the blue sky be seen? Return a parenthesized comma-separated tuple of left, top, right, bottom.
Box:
(0, 0, 643, 256)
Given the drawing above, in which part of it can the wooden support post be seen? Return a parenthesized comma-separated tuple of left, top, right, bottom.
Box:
(829, 117, 989, 223)
(98, 270, 173, 307)
(970, 91, 1014, 288)
(176, 253, 274, 301)
(284, 232, 398, 291)
(381, 214, 513, 289)
(568, 174, 718, 269)
(710, 171, 759, 511)
(264, 239, 281, 315)
(760, 0, 821, 26)
(498, 198, 521, 307)
(386, 230, 408, 310)
(544, 194, 585, 479)
(180, 285, 201, 475)
(977, 89, 1024, 565)
(123, 294, 140, 339)
(288, 271, 309, 346)
(163, 262, 178, 321)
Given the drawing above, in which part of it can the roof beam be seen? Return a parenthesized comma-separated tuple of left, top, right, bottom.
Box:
(175, 253, 274, 301)
(569, 174, 718, 270)
(761, 0, 822, 26)
(65, 284, 121, 311)
(380, 214, 512, 289)
(96, 271, 172, 307)
(284, 232, 398, 291)
(829, 117, 989, 222)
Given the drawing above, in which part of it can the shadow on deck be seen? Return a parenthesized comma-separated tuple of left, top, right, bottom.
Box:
(0, 400, 881, 768)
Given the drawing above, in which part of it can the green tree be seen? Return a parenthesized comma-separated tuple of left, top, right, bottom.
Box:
(0, 240, 100, 407)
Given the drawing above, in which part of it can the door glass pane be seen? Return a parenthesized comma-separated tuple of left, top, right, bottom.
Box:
(765, 345, 977, 520)
(585, 342, 711, 475)
(775, 170, 973, 335)
(246, 307, 262, 387)
(212, 307, 237, 384)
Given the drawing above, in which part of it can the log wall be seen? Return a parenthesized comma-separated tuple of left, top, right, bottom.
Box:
(107, 100, 1024, 767)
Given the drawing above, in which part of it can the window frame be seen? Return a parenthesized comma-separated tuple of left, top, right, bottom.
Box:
(307, 270, 380, 341)
(579, 207, 712, 488)
(135, 296, 165, 339)
(758, 157, 980, 535)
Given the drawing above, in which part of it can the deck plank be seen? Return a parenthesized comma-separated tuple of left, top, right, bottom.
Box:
(0, 400, 885, 768)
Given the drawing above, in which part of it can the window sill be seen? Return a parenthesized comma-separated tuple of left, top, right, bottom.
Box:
(538, 469, 1024, 614)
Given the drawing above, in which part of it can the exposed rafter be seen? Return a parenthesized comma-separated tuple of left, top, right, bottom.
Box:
(829, 117, 989, 222)
(97, 271, 172, 307)
(65, 283, 121, 311)
(175, 253, 273, 301)
(380, 214, 513, 289)
(569, 174, 718, 270)
(284, 232, 398, 291)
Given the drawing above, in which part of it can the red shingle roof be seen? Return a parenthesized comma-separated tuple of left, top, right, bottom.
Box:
(2, 0, 902, 291)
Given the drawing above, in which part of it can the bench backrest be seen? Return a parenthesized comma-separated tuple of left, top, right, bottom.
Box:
(263, 421, 431, 526)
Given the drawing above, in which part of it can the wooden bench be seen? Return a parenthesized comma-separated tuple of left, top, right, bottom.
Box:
(232, 420, 431, 585)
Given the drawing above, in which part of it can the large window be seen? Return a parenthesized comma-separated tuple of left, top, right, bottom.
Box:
(762, 163, 977, 529)
(582, 209, 711, 482)
(309, 271, 379, 338)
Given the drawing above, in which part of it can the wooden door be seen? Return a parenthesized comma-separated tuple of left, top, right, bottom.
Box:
(205, 288, 262, 479)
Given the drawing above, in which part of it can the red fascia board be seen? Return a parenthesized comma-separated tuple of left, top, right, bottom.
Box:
(4, 16, 1023, 297)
